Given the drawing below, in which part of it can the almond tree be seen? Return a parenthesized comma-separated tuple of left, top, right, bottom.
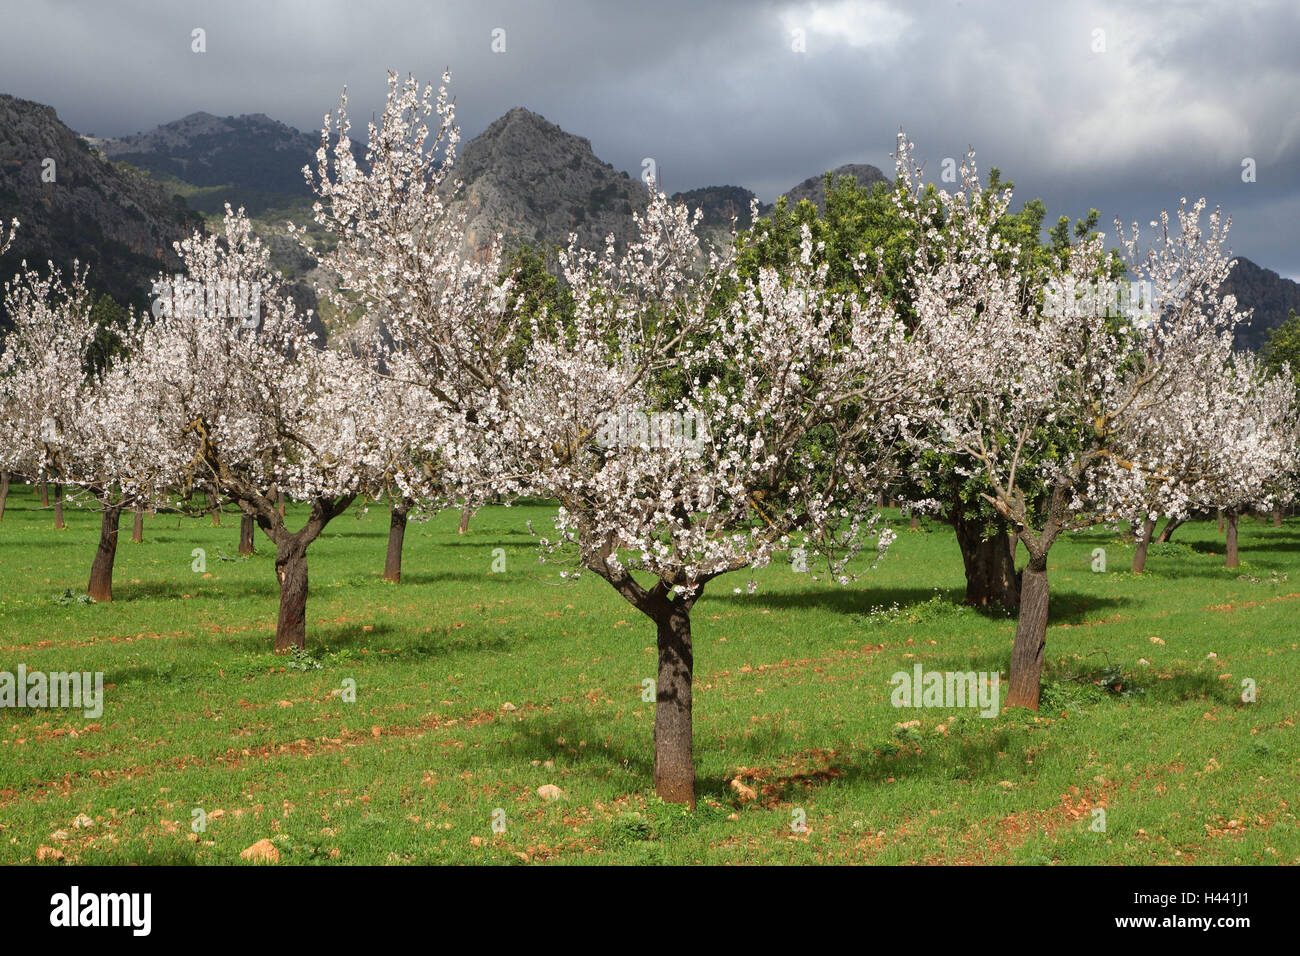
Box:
(899, 133, 1247, 710)
(0, 249, 176, 600)
(0, 259, 99, 543)
(499, 193, 913, 806)
(132, 207, 401, 649)
(0, 219, 17, 520)
(1125, 350, 1298, 570)
(299, 70, 522, 581)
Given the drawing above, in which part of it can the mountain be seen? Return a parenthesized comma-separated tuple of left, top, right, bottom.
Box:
(1222, 257, 1300, 352)
(92, 111, 318, 216)
(0, 94, 202, 321)
(445, 107, 650, 252)
(5, 93, 1295, 356)
(780, 163, 888, 212)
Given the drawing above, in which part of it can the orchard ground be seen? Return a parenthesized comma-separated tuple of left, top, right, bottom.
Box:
(1, 484, 1296, 865)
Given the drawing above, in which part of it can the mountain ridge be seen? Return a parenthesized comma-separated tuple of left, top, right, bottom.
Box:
(3, 93, 1296, 351)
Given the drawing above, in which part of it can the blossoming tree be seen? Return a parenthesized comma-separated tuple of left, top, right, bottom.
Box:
(299, 71, 517, 584)
(131, 207, 400, 649)
(899, 133, 1248, 710)
(497, 192, 915, 805)
(1125, 350, 1298, 571)
(0, 250, 175, 601)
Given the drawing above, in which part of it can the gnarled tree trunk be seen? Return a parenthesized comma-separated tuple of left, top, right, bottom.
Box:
(1225, 508, 1239, 568)
(954, 511, 1020, 610)
(87, 501, 122, 602)
(256, 493, 355, 652)
(1132, 516, 1157, 572)
(274, 538, 309, 652)
(383, 498, 411, 582)
(1005, 554, 1049, 710)
(653, 600, 695, 808)
(53, 483, 65, 529)
(1156, 516, 1184, 543)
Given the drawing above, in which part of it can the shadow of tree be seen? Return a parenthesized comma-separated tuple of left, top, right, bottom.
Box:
(709, 584, 1128, 626)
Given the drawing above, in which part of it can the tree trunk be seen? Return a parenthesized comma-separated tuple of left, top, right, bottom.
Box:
(274, 540, 309, 652)
(1225, 509, 1239, 568)
(954, 512, 1020, 610)
(131, 500, 144, 543)
(1005, 556, 1049, 710)
(277, 489, 286, 517)
(909, 513, 920, 531)
(238, 511, 256, 555)
(0, 470, 8, 521)
(53, 483, 65, 529)
(1132, 516, 1156, 572)
(654, 602, 695, 808)
(209, 489, 221, 527)
(457, 503, 472, 535)
(87, 502, 122, 602)
(1156, 516, 1184, 544)
(1217, 510, 1224, 533)
(383, 499, 410, 582)
(1273, 506, 1282, 528)
(40, 480, 49, 508)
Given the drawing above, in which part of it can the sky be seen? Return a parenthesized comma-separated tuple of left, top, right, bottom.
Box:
(2, 0, 1297, 277)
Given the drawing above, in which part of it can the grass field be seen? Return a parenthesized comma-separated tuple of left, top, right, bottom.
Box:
(1, 483, 1297, 865)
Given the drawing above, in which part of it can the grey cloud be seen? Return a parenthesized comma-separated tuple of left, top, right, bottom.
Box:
(1, 0, 1295, 275)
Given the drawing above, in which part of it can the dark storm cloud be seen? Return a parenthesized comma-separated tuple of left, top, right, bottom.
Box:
(2, 0, 1296, 274)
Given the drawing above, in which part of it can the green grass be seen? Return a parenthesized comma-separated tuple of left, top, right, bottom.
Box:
(1, 483, 1297, 865)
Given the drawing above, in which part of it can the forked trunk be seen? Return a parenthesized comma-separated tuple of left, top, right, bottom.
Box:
(274, 540, 309, 652)
(53, 483, 65, 529)
(954, 511, 1020, 610)
(1156, 517, 1184, 544)
(654, 602, 695, 807)
(238, 512, 256, 555)
(383, 499, 410, 582)
(1225, 509, 1239, 568)
(1005, 556, 1048, 710)
(0, 470, 9, 521)
(131, 501, 144, 543)
(457, 503, 472, 535)
(1132, 517, 1156, 572)
(87, 502, 122, 602)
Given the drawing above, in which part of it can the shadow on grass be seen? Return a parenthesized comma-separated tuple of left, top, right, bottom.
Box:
(117, 579, 278, 601)
(709, 585, 955, 616)
(498, 713, 653, 777)
(711, 584, 1129, 626)
(379, 570, 512, 587)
